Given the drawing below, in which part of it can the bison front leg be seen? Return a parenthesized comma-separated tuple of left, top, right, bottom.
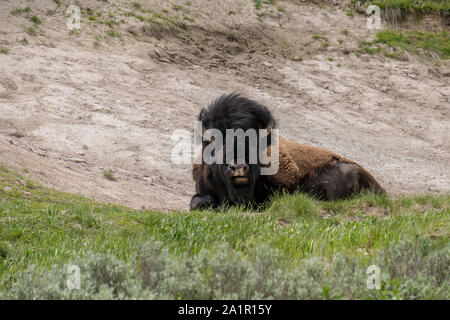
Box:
(190, 194, 219, 211)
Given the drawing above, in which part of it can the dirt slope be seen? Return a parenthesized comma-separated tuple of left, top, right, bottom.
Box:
(0, 0, 449, 211)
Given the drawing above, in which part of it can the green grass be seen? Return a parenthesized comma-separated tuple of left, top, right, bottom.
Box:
(353, 0, 450, 14)
(367, 30, 449, 59)
(69, 29, 80, 36)
(0, 165, 448, 299)
(30, 15, 42, 25)
(254, 0, 264, 10)
(93, 35, 101, 47)
(312, 35, 330, 47)
(106, 30, 120, 38)
(378, 30, 449, 58)
(10, 6, 32, 16)
(253, 0, 276, 10)
(183, 15, 195, 23)
(0, 48, 9, 54)
(133, 14, 146, 22)
(104, 19, 118, 28)
(172, 5, 183, 11)
(131, 2, 142, 10)
(123, 8, 185, 29)
(359, 41, 383, 54)
(357, 30, 449, 59)
(103, 169, 116, 180)
(25, 27, 37, 37)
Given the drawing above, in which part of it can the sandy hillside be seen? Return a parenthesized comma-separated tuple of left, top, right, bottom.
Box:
(0, 0, 449, 211)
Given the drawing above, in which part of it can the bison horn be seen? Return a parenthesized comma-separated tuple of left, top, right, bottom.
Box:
(198, 109, 212, 141)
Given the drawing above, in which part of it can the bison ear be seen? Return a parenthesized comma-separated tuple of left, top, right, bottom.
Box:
(198, 108, 207, 121)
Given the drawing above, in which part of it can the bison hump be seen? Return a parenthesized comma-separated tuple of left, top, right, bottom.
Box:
(265, 136, 341, 189)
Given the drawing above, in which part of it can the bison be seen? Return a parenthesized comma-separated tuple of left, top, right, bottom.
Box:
(190, 93, 385, 210)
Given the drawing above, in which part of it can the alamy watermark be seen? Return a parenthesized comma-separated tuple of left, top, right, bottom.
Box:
(66, 5, 81, 30)
(67, 264, 81, 290)
(366, 265, 381, 290)
(171, 121, 279, 175)
(366, 5, 381, 30)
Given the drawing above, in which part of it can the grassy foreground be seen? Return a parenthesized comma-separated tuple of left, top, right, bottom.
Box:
(0, 165, 448, 299)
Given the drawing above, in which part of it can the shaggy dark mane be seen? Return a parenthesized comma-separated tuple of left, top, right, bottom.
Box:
(198, 93, 275, 134)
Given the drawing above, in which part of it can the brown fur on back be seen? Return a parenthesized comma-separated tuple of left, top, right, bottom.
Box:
(265, 136, 384, 193)
(265, 136, 340, 188)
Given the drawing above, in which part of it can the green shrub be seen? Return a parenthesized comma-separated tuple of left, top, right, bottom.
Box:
(312, 35, 330, 47)
(30, 15, 42, 25)
(1, 237, 447, 299)
(25, 27, 37, 36)
(103, 169, 116, 180)
(11, 7, 32, 15)
(131, 2, 142, 10)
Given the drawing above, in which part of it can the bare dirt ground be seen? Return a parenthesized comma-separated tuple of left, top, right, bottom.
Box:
(0, 0, 449, 211)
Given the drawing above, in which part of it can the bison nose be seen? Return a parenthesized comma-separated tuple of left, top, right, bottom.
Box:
(229, 162, 249, 175)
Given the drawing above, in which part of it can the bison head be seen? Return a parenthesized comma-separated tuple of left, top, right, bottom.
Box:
(197, 93, 275, 206)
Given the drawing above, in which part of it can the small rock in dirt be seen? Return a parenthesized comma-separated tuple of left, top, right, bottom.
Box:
(68, 157, 86, 163)
(9, 131, 25, 138)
